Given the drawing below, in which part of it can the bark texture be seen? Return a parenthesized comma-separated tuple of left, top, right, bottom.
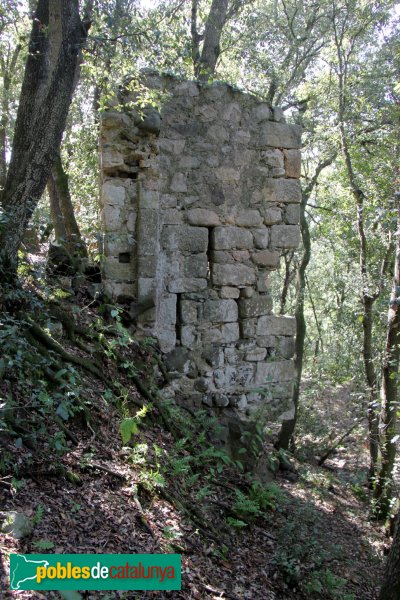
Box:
(192, 0, 229, 81)
(373, 197, 400, 519)
(0, 0, 88, 271)
(379, 514, 400, 600)
(47, 153, 87, 260)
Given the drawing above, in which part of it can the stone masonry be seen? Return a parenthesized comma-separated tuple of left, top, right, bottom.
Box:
(99, 72, 301, 442)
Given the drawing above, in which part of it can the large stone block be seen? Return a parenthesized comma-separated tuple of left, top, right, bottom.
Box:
(253, 360, 295, 384)
(211, 227, 253, 250)
(181, 325, 198, 348)
(263, 206, 282, 225)
(103, 281, 135, 300)
(102, 182, 126, 207)
(260, 149, 284, 169)
(239, 295, 273, 318)
(211, 251, 235, 264)
(251, 250, 280, 268)
(138, 254, 157, 277)
(101, 110, 132, 130)
(201, 327, 222, 344)
(137, 277, 156, 299)
(257, 122, 302, 149)
(256, 315, 296, 336)
(252, 103, 271, 122)
(212, 263, 256, 287)
(103, 257, 133, 280)
(100, 206, 122, 232)
(157, 328, 176, 354)
(245, 347, 267, 361)
(220, 286, 240, 299)
(126, 211, 137, 232)
(204, 299, 238, 323)
(221, 322, 240, 343)
(184, 253, 208, 278)
(158, 294, 177, 326)
(263, 179, 301, 204)
(161, 225, 208, 253)
(140, 189, 159, 209)
(240, 318, 257, 338)
(284, 149, 301, 178)
(252, 228, 269, 249)
(277, 337, 295, 359)
(162, 208, 183, 225)
(137, 209, 159, 255)
(235, 210, 263, 227)
(101, 146, 124, 171)
(270, 225, 300, 248)
(285, 204, 300, 225)
(187, 208, 220, 226)
(168, 278, 208, 293)
(180, 300, 198, 324)
(103, 233, 133, 255)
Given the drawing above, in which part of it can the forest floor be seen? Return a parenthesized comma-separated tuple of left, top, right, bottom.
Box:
(0, 285, 391, 600)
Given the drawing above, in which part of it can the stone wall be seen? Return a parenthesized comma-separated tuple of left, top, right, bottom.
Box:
(99, 73, 301, 439)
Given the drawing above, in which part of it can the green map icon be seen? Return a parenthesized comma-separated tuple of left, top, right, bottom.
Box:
(10, 554, 49, 590)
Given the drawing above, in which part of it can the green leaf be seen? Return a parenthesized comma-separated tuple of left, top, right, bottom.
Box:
(120, 417, 138, 445)
(32, 539, 55, 550)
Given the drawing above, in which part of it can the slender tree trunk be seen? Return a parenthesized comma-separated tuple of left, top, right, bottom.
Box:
(47, 173, 67, 243)
(279, 251, 296, 315)
(0, 45, 21, 189)
(48, 153, 87, 260)
(0, 0, 89, 274)
(335, 37, 381, 479)
(379, 512, 400, 599)
(192, 0, 229, 81)
(276, 196, 310, 450)
(373, 196, 400, 519)
(277, 155, 336, 450)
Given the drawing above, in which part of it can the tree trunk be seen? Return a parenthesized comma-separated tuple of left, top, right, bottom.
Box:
(0, 44, 21, 189)
(336, 43, 381, 480)
(47, 173, 67, 243)
(48, 153, 87, 260)
(379, 513, 400, 600)
(373, 196, 400, 519)
(277, 155, 336, 450)
(0, 0, 88, 274)
(276, 186, 310, 450)
(193, 0, 229, 81)
(279, 251, 296, 315)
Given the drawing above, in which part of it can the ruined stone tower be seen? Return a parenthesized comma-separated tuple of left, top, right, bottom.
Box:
(99, 72, 301, 440)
